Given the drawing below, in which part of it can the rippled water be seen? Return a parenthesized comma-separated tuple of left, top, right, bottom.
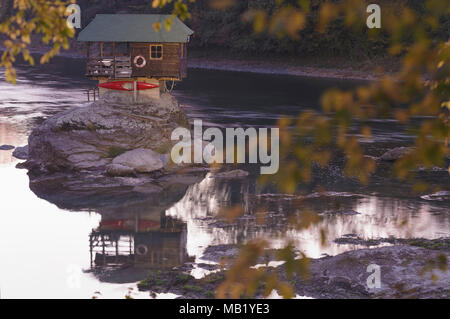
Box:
(0, 56, 448, 298)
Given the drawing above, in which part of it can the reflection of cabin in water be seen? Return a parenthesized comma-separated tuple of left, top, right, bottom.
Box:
(89, 213, 190, 269)
(77, 14, 194, 99)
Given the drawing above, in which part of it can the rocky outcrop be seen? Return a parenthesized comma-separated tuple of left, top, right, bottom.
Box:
(291, 245, 450, 299)
(135, 244, 450, 299)
(21, 92, 212, 211)
(24, 91, 188, 173)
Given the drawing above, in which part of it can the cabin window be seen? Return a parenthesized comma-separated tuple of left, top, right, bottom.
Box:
(150, 45, 163, 60)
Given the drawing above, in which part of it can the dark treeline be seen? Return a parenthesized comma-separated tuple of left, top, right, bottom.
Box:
(1, 0, 449, 58)
(184, 0, 449, 58)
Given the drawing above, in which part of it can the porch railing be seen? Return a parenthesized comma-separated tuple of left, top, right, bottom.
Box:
(86, 56, 132, 78)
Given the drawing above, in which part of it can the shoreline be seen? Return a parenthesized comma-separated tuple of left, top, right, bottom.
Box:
(186, 49, 398, 81)
(188, 56, 379, 81)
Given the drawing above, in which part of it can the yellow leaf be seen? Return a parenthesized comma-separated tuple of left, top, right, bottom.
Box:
(277, 282, 294, 299)
(153, 22, 162, 32)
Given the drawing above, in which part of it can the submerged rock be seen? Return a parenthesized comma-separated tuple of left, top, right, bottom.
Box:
(305, 191, 360, 199)
(210, 169, 249, 179)
(12, 145, 29, 160)
(334, 236, 450, 251)
(201, 244, 241, 263)
(0, 144, 14, 151)
(24, 91, 188, 173)
(321, 209, 360, 216)
(378, 147, 414, 161)
(105, 163, 136, 177)
(420, 191, 450, 202)
(256, 193, 300, 201)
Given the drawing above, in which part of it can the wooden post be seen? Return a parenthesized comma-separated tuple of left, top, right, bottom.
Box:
(87, 89, 90, 102)
(135, 213, 139, 233)
(133, 80, 137, 103)
(129, 235, 132, 255)
(101, 234, 106, 265)
(89, 234, 93, 268)
(112, 42, 116, 79)
(93, 88, 96, 101)
(115, 239, 119, 263)
(99, 42, 103, 58)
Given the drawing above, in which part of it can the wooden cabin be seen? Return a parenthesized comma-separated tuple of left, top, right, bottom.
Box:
(77, 14, 194, 99)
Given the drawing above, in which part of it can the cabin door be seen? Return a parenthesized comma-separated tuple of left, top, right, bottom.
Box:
(131, 44, 150, 77)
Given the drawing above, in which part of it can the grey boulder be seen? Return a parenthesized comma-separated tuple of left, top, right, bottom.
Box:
(112, 148, 164, 173)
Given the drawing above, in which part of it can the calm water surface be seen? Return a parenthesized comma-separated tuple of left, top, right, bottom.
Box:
(0, 56, 448, 298)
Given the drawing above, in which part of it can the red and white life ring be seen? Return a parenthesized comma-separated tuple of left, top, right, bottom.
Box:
(136, 244, 149, 256)
(133, 55, 147, 68)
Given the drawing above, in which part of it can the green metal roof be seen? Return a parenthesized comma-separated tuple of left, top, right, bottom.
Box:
(77, 14, 194, 43)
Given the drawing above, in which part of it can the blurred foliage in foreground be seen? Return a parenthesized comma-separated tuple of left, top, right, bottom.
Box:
(154, 0, 449, 298)
(0, 0, 448, 298)
(0, 0, 75, 83)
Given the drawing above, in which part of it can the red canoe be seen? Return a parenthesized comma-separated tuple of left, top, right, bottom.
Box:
(98, 81, 159, 91)
(100, 219, 160, 231)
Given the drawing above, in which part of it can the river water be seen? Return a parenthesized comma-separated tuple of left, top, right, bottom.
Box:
(0, 56, 448, 298)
